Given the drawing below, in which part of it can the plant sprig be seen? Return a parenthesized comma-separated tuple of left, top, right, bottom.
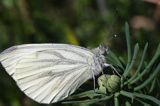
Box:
(62, 22, 160, 106)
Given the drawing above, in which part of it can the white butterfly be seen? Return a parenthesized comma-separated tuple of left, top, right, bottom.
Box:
(0, 43, 109, 104)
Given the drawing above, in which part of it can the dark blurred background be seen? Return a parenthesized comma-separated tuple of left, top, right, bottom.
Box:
(0, 0, 159, 106)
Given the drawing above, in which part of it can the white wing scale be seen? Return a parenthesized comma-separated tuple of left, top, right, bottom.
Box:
(0, 44, 102, 104)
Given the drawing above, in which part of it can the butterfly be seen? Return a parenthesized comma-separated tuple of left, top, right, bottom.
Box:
(0, 44, 110, 104)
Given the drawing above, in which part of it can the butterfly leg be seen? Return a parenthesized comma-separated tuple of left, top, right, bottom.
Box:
(104, 63, 121, 77)
(90, 68, 96, 92)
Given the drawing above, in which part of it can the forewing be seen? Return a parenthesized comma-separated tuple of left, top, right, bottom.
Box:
(0, 44, 95, 104)
(0, 44, 93, 77)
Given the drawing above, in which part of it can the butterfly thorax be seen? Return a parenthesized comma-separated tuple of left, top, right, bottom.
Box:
(92, 45, 108, 65)
(92, 45, 108, 74)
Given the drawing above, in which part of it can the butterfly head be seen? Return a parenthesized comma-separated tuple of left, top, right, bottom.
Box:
(92, 44, 108, 56)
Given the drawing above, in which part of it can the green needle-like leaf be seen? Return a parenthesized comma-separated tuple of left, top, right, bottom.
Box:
(134, 63, 160, 91)
(133, 92, 160, 105)
(114, 93, 119, 106)
(125, 101, 132, 106)
(62, 95, 113, 104)
(149, 78, 156, 93)
(130, 43, 160, 84)
(123, 43, 139, 78)
(157, 79, 160, 89)
(107, 51, 124, 70)
(119, 56, 126, 66)
(66, 89, 104, 100)
(120, 90, 134, 99)
(136, 98, 151, 106)
(120, 91, 160, 105)
(125, 22, 132, 71)
(127, 43, 148, 84)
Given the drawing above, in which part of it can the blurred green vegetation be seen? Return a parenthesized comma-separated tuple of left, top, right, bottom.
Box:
(0, 0, 159, 106)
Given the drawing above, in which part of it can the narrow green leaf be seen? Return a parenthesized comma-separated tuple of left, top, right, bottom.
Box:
(119, 56, 126, 66)
(123, 43, 139, 78)
(125, 101, 132, 106)
(130, 43, 160, 84)
(125, 22, 132, 71)
(120, 91, 160, 105)
(127, 43, 148, 84)
(62, 95, 113, 104)
(133, 92, 160, 105)
(114, 93, 119, 106)
(66, 89, 104, 100)
(157, 79, 160, 89)
(136, 98, 151, 106)
(134, 63, 160, 91)
(120, 90, 134, 99)
(107, 51, 124, 69)
(149, 78, 156, 93)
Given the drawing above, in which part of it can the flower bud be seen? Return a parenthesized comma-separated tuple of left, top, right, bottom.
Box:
(98, 74, 120, 94)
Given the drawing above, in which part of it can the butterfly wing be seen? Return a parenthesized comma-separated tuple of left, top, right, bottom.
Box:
(0, 44, 101, 104)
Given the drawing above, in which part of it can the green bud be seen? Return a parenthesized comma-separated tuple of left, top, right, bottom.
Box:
(97, 74, 120, 94)
(97, 74, 110, 94)
(107, 75, 120, 93)
(98, 85, 107, 94)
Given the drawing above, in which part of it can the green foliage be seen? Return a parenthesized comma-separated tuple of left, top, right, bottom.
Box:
(62, 23, 160, 106)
